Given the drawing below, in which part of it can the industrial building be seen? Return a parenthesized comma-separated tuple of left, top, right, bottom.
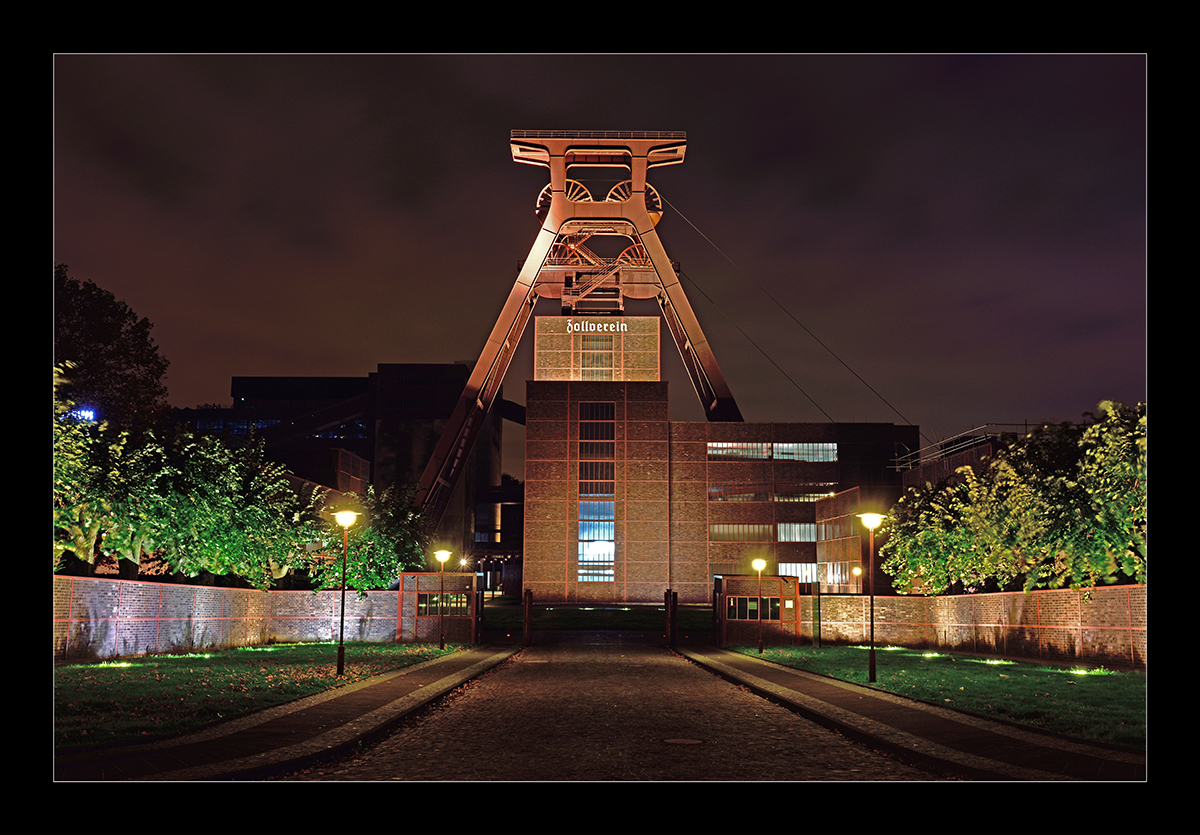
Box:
(184, 131, 919, 604)
(521, 316, 915, 604)
(415, 131, 917, 605)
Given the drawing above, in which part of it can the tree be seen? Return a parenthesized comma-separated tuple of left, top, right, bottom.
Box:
(153, 431, 325, 589)
(1075, 401, 1147, 585)
(54, 364, 114, 572)
(881, 401, 1147, 595)
(53, 264, 170, 432)
(309, 484, 429, 593)
(55, 368, 324, 588)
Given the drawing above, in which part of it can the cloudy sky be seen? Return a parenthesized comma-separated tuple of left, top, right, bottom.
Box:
(54, 54, 1146, 473)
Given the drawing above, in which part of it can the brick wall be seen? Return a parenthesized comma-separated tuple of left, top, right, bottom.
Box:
(717, 581, 1147, 670)
(54, 574, 477, 660)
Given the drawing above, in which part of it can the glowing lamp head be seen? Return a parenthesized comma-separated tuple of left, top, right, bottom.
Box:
(858, 512, 884, 531)
(333, 510, 359, 528)
(435, 550, 452, 565)
(752, 558, 767, 573)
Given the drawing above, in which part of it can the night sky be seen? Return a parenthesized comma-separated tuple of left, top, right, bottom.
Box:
(54, 55, 1146, 476)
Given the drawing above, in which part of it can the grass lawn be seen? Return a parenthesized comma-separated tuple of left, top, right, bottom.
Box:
(55, 608, 1145, 754)
(733, 644, 1146, 749)
(54, 641, 459, 751)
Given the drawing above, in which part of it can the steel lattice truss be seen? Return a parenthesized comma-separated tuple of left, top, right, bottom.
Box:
(419, 130, 742, 525)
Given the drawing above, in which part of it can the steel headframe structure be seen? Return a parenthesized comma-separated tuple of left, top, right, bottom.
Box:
(418, 130, 743, 525)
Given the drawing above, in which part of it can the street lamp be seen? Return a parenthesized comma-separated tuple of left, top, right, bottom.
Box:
(435, 549, 452, 650)
(857, 512, 884, 683)
(752, 558, 767, 655)
(333, 507, 361, 677)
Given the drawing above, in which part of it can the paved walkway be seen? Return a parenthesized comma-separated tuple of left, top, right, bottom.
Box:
(54, 635, 1145, 782)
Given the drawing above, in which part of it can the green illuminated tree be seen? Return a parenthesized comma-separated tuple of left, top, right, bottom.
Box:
(881, 401, 1146, 595)
(55, 366, 325, 587)
(154, 432, 325, 589)
(309, 484, 429, 593)
(54, 364, 114, 571)
(1072, 400, 1147, 585)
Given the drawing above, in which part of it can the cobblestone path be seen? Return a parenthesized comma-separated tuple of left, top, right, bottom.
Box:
(277, 641, 940, 781)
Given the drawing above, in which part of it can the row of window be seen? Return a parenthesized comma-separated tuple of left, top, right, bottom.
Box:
(707, 442, 837, 462)
(416, 593, 470, 616)
(581, 335, 615, 381)
(818, 515, 861, 541)
(708, 482, 837, 503)
(571, 523, 822, 543)
(777, 562, 819, 583)
(726, 596, 782, 621)
(579, 403, 616, 582)
(709, 523, 818, 543)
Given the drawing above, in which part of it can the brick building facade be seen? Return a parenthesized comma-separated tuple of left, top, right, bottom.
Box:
(523, 316, 917, 604)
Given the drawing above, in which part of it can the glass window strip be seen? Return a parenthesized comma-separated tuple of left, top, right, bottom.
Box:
(706, 442, 838, 462)
(579, 501, 615, 521)
(725, 596, 782, 620)
(581, 334, 614, 350)
(778, 562, 819, 582)
(578, 402, 616, 582)
(580, 482, 615, 498)
(777, 523, 817, 542)
(708, 482, 772, 502)
(580, 402, 615, 421)
(417, 593, 469, 616)
(709, 523, 774, 542)
(579, 461, 614, 479)
(708, 482, 839, 502)
(580, 441, 615, 459)
(580, 422, 615, 440)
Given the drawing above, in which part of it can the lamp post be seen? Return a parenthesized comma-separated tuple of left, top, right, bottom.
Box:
(333, 508, 360, 677)
(752, 558, 767, 655)
(857, 512, 884, 683)
(435, 550, 451, 650)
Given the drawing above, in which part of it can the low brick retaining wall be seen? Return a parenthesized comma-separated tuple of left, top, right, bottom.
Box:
(56, 575, 1146, 669)
(53, 574, 478, 660)
(718, 579, 1145, 670)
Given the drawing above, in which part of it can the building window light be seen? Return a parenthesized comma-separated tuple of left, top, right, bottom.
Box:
(777, 523, 817, 542)
(725, 596, 781, 621)
(578, 402, 616, 582)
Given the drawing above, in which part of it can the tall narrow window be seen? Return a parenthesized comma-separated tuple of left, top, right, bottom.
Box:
(580, 335, 614, 381)
(578, 402, 616, 581)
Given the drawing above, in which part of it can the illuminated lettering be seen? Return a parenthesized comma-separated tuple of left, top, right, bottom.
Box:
(566, 318, 628, 333)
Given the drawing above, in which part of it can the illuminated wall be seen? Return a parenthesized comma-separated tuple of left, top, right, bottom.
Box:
(53, 574, 478, 660)
(52, 575, 1145, 669)
(714, 578, 1146, 669)
(522, 313, 916, 606)
(523, 381, 916, 604)
(523, 380, 671, 604)
(534, 316, 660, 382)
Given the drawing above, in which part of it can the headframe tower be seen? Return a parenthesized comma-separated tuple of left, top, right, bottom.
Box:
(419, 130, 742, 524)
